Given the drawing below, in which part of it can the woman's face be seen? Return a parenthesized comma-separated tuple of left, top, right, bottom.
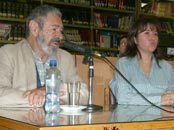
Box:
(134, 24, 158, 55)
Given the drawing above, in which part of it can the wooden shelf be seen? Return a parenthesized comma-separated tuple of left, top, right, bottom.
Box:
(0, 0, 148, 56)
(64, 23, 91, 29)
(139, 13, 174, 20)
(93, 27, 128, 33)
(0, 17, 25, 23)
(0, 40, 19, 44)
(34, 0, 91, 8)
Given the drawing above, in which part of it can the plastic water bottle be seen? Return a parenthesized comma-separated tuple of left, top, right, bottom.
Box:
(45, 59, 61, 113)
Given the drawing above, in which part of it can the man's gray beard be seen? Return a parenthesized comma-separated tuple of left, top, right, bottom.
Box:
(37, 36, 53, 56)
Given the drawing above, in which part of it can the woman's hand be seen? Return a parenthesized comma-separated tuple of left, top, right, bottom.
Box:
(161, 91, 174, 106)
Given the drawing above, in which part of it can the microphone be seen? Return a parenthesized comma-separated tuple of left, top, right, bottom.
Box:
(63, 41, 103, 112)
(62, 41, 103, 57)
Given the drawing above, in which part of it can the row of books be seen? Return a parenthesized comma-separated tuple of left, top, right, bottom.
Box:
(64, 29, 82, 43)
(62, 9, 90, 25)
(48, 0, 90, 5)
(94, 0, 135, 11)
(94, 13, 134, 30)
(63, 28, 124, 49)
(160, 21, 174, 34)
(142, 2, 174, 17)
(50, 0, 135, 10)
(63, 28, 123, 50)
(0, 23, 25, 41)
(63, 29, 91, 45)
(0, 1, 36, 19)
(63, 28, 120, 56)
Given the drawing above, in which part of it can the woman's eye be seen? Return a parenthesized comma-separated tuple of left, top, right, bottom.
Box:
(144, 31, 150, 34)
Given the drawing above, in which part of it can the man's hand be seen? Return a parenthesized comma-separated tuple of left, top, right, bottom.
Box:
(24, 87, 46, 107)
(24, 87, 66, 107)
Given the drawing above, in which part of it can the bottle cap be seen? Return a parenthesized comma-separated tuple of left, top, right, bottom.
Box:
(49, 59, 57, 67)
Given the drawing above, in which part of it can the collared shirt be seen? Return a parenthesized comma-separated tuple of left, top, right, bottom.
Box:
(32, 51, 50, 86)
(110, 56, 174, 105)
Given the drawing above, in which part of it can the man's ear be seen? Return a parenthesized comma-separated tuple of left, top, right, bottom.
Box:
(29, 20, 40, 37)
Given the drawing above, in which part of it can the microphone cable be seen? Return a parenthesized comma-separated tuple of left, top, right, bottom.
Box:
(101, 56, 174, 113)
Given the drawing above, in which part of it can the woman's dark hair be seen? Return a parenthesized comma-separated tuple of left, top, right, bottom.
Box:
(122, 17, 163, 65)
(26, 5, 62, 37)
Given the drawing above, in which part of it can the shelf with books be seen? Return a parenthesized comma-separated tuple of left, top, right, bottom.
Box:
(63, 28, 91, 45)
(64, 23, 91, 29)
(139, 13, 174, 20)
(138, 0, 174, 59)
(93, 12, 135, 31)
(0, 17, 25, 23)
(93, 6, 135, 14)
(38, 0, 91, 28)
(0, 0, 143, 57)
(34, 0, 90, 8)
(0, 0, 39, 44)
(0, 22, 26, 44)
(91, 0, 136, 55)
(93, 0, 136, 12)
(139, 0, 174, 17)
(0, 40, 19, 45)
(61, 8, 91, 27)
(0, 1, 37, 20)
(93, 27, 128, 33)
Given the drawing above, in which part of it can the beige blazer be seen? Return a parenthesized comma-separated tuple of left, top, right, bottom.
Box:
(0, 39, 88, 107)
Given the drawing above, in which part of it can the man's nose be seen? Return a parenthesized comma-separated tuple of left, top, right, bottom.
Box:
(54, 31, 63, 40)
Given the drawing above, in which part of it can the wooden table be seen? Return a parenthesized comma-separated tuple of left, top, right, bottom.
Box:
(1, 105, 174, 130)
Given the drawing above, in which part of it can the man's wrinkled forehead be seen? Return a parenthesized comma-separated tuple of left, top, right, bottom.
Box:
(44, 13, 63, 28)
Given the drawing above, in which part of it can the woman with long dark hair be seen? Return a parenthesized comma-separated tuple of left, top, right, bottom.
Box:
(110, 17, 174, 106)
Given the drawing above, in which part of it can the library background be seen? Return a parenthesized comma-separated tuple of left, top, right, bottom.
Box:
(0, 0, 174, 58)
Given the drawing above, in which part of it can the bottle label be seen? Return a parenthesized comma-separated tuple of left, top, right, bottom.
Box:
(46, 92, 58, 103)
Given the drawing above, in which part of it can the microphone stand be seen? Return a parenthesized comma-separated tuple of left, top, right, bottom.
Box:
(83, 55, 103, 112)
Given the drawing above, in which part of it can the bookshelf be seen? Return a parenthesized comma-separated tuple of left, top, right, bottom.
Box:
(0, 0, 173, 57)
(0, 0, 39, 46)
(0, 0, 137, 56)
(92, 1, 136, 56)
